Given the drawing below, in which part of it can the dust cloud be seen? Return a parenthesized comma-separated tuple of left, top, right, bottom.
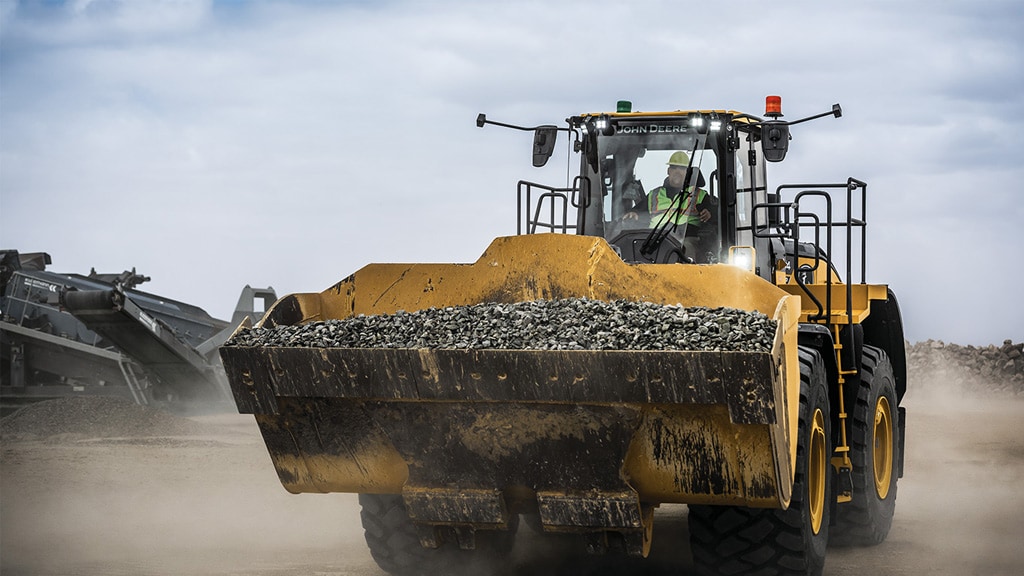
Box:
(1, 408, 373, 576)
(2, 354, 1023, 576)
(866, 367, 1024, 576)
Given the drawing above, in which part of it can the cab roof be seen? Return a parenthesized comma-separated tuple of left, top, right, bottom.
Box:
(573, 109, 764, 127)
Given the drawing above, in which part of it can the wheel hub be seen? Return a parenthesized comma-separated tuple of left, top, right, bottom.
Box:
(808, 408, 827, 534)
(873, 396, 893, 499)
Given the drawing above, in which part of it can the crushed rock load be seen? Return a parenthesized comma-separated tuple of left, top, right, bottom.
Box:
(226, 298, 777, 352)
(907, 339, 1024, 396)
(0, 396, 212, 439)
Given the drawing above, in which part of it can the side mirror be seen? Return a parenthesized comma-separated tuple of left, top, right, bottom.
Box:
(478, 113, 566, 168)
(533, 125, 558, 167)
(762, 121, 790, 162)
(759, 99, 843, 163)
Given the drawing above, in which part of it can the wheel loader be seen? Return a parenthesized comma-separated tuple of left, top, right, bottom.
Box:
(220, 96, 906, 576)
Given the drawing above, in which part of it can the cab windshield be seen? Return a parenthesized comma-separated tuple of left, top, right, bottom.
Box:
(587, 120, 721, 264)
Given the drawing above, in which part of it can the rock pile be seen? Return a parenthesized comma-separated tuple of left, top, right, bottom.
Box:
(906, 339, 1023, 396)
(226, 299, 778, 353)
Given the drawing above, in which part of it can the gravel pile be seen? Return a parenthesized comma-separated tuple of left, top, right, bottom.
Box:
(226, 299, 778, 352)
(907, 339, 1023, 396)
(0, 396, 213, 440)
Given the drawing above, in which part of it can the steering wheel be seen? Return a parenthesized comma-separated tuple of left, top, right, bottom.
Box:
(608, 229, 688, 264)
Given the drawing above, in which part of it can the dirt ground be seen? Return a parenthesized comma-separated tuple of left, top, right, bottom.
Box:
(2, 389, 1023, 576)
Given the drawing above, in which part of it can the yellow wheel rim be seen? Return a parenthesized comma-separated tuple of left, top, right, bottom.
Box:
(873, 396, 894, 499)
(808, 408, 827, 534)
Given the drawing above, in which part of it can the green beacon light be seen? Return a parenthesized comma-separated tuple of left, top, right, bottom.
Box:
(617, 100, 632, 113)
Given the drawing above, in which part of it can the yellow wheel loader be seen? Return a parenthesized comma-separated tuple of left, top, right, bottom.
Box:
(220, 96, 906, 576)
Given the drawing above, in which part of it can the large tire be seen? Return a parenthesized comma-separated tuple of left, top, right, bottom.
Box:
(358, 493, 516, 576)
(831, 345, 900, 546)
(688, 347, 832, 576)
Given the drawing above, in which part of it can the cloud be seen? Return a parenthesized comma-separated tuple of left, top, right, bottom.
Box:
(1, 0, 1022, 346)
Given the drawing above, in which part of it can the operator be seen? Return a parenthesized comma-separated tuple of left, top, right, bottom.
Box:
(625, 151, 717, 259)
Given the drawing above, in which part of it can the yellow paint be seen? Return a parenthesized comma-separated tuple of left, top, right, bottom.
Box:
(873, 395, 894, 499)
(255, 234, 804, 507)
(255, 414, 409, 494)
(260, 235, 797, 321)
(579, 109, 746, 119)
(778, 282, 889, 325)
(622, 404, 783, 507)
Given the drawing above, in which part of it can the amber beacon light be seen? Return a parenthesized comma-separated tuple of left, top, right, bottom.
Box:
(765, 95, 783, 118)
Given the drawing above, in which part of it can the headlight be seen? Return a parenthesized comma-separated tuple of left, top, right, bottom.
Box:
(729, 246, 756, 273)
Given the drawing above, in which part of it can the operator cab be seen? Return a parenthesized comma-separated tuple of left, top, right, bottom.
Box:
(572, 110, 768, 266)
(479, 98, 846, 282)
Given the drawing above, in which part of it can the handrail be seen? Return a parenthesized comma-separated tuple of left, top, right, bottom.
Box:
(517, 177, 589, 235)
(752, 178, 870, 334)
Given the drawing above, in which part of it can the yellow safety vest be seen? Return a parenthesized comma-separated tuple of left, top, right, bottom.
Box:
(649, 186, 707, 227)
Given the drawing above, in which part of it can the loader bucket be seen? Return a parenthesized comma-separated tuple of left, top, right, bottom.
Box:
(220, 234, 802, 543)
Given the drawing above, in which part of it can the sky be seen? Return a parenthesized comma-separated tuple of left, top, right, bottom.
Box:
(1, 0, 1022, 346)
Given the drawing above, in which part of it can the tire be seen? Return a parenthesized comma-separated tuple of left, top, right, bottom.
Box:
(358, 493, 517, 576)
(831, 345, 900, 546)
(688, 347, 832, 576)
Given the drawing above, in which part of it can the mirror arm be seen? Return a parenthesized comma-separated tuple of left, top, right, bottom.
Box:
(477, 113, 571, 133)
(785, 103, 843, 127)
